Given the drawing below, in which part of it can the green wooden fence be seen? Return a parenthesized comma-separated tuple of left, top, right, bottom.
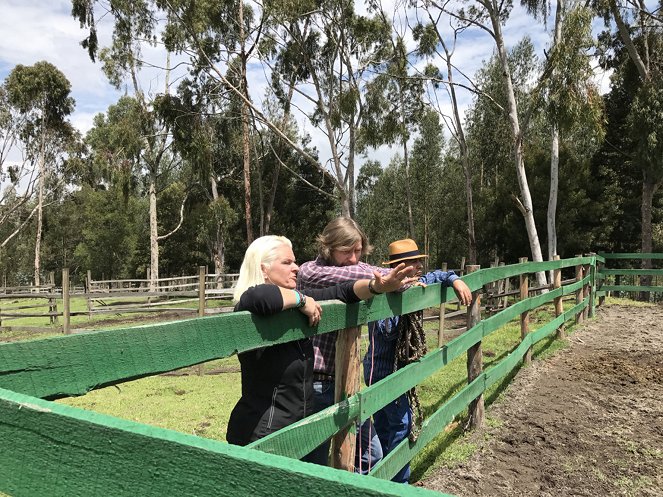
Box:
(2, 253, 657, 496)
(597, 253, 663, 296)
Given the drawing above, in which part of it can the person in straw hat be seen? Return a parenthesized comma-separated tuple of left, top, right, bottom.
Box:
(298, 221, 471, 481)
(363, 238, 471, 483)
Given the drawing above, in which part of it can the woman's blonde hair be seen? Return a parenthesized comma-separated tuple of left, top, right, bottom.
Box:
(317, 217, 372, 262)
(233, 235, 292, 303)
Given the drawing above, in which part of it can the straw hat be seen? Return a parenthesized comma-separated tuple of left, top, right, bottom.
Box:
(382, 239, 428, 265)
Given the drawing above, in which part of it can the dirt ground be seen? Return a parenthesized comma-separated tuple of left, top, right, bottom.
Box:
(421, 304, 663, 497)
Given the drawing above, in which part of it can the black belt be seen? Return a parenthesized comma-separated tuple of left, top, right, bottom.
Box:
(313, 373, 334, 382)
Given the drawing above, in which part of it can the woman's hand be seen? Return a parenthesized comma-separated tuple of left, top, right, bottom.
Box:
(298, 295, 322, 326)
(372, 263, 418, 293)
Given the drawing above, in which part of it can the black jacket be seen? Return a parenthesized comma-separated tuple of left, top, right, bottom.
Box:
(226, 282, 359, 446)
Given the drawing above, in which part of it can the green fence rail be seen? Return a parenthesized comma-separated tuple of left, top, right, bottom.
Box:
(1, 253, 658, 496)
(597, 253, 663, 297)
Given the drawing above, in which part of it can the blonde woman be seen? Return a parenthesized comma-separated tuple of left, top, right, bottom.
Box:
(226, 235, 415, 447)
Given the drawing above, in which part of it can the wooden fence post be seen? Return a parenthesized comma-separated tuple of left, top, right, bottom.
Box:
(498, 262, 506, 310)
(86, 270, 93, 320)
(332, 326, 361, 471)
(195, 266, 207, 377)
(466, 264, 483, 429)
(488, 260, 497, 314)
(438, 262, 448, 347)
(502, 263, 510, 309)
(519, 257, 532, 365)
(587, 253, 596, 318)
(62, 268, 71, 334)
(583, 256, 591, 320)
(598, 255, 605, 307)
(575, 256, 584, 325)
(553, 255, 564, 339)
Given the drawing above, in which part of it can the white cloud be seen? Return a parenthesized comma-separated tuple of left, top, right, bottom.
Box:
(0, 0, 613, 175)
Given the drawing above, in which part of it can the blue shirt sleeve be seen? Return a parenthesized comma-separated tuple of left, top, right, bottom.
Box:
(419, 269, 459, 286)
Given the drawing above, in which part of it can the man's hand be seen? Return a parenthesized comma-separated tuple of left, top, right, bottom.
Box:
(452, 279, 473, 306)
(372, 263, 418, 293)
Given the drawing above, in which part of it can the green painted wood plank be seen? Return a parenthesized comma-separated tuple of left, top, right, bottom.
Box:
(460, 257, 592, 291)
(0, 284, 452, 399)
(369, 374, 486, 481)
(247, 396, 360, 458)
(602, 285, 663, 293)
(599, 252, 663, 260)
(601, 269, 663, 276)
(251, 277, 590, 458)
(0, 258, 591, 399)
(0, 387, 449, 497)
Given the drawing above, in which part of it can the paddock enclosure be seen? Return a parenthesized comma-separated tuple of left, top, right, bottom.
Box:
(422, 304, 663, 496)
(0, 253, 659, 496)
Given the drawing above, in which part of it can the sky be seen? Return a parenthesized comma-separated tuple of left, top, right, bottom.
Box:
(0, 0, 615, 172)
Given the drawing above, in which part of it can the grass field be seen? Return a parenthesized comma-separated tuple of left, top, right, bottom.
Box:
(43, 297, 593, 483)
(0, 294, 234, 342)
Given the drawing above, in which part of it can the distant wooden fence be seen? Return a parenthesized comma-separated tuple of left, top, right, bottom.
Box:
(0, 268, 238, 334)
(2, 253, 625, 497)
(595, 252, 663, 302)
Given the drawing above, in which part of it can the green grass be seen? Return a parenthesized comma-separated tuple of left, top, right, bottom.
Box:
(0, 295, 233, 342)
(58, 367, 241, 442)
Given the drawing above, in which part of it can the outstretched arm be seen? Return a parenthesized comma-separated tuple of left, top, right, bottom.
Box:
(417, 269, 472, 306)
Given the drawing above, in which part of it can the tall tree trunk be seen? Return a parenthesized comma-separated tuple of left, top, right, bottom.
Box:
(639, 176, 658, 300)
(548, 124, 560, 282)
(399, 88, 415, 237)
(149, 172, 158, 292)
(434, 22, 477, 264)
(489, 6, 546, 287)
(547, 0, 564, 283)
(239, 0, 253, 243)
(347, 118, 357, 219)
(453, 79, 478, 265)
(264, 84, 296, 234)
(210, 175, 226, 279)
(34, 133, 46, 287)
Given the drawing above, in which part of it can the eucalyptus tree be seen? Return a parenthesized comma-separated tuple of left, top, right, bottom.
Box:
(0, 84, 33, 241)
(268, 0, 394, 217)
(4, 62, 75, 286)
(408, 108, 446, 261)
(72, 0, 184, 290)
(541, 4, 603, 270)
(430, 0, 555, 286)
(155, 76, 243, 275)
(596, 0, 663, 285)
(359, 0, 426, 236)
(463, 41, 538, 262)
(412, 11, 479, 263)
(84, 95, 186, 284)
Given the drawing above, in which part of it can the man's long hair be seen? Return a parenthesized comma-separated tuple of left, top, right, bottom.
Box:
(316, 217, 373, 261)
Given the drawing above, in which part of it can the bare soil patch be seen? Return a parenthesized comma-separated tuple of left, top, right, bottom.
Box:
(421, 304, 663, 497)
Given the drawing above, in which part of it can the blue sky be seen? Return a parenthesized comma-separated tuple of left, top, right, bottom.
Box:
(0, 0, 613, 168)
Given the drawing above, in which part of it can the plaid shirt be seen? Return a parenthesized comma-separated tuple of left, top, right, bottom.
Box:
(297, 257, 389, 376)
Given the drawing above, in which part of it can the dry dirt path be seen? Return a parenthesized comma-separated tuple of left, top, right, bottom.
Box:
(421, 304, 663, 497)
